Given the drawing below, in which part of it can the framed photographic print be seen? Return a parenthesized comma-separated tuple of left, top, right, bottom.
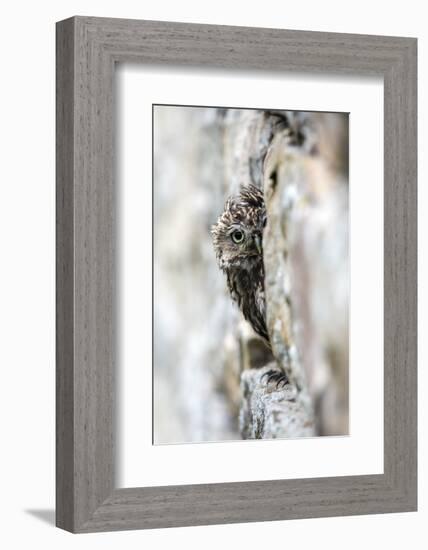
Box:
(56, 16, 417, 532)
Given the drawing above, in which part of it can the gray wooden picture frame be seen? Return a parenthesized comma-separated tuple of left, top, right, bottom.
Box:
(56, 16, 417, 533)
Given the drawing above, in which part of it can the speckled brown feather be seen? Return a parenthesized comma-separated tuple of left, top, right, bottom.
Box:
(211, 185, 269, 344)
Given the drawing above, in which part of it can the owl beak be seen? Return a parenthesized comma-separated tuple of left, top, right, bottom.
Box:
(254, 234, 262, 254)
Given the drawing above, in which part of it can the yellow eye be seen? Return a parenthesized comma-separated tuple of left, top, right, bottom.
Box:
(231, 230, 245, 244)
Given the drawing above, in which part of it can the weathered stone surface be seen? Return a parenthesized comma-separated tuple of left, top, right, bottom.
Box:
(240, 365, 315, 439)
(262, 114, 349, 436)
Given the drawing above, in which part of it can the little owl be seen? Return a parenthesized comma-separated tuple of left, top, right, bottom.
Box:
(211, 184, 287, 387)
(212, 184, 268, 340)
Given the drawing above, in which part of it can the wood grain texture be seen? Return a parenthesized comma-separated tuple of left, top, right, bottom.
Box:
(56, 18, 75, 532)
(56, 16, 417, 533)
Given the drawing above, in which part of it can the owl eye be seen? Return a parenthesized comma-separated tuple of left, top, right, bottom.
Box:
(231, 230, 245, 244)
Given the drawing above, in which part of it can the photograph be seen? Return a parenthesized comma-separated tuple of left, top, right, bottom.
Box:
(153, 104, 349, 444)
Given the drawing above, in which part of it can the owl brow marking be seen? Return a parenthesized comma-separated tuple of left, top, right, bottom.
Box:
(227, 224, 244, 234)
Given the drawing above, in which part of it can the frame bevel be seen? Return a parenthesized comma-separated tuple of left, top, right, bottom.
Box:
(56, 16, 417, 533)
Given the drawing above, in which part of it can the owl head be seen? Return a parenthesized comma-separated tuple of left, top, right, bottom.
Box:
(211, 184, 267, 271)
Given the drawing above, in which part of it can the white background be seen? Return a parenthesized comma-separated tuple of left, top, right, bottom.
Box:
(0, 1, 425, 549)
(118, 67, 384, 487)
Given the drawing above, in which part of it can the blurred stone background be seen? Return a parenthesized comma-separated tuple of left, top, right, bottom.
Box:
(153, 105, 349, 444)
